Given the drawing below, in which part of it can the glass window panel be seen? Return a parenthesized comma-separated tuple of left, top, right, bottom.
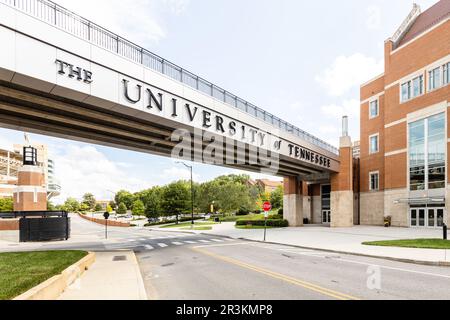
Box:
(412, 76, 423, 97)
(409, 119, 425, 191)
(401, 82, 409, 101)
(370, 100, 378, 117)
(428, 209, 435, 227)
(428, 113, 445, 190)
(437, 209, 444, 227)
(419, 209, 425, 226)
(370, 136, 378, 153)
(444, 63, 449, 85)
(411, 210, 417, 226)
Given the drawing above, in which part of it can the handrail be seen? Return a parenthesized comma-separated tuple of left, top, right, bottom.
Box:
(0, 0, 339, 155)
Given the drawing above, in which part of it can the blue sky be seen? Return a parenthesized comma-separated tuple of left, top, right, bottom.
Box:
(0, 0, 438, 203)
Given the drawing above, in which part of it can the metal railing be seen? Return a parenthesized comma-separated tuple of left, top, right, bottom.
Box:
(1, 0, 339, 155)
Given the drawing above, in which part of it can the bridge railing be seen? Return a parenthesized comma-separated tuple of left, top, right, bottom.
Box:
(0, 0, 339, 155)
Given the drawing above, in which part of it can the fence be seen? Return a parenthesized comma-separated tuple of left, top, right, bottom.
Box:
(0, 0, 339, 155)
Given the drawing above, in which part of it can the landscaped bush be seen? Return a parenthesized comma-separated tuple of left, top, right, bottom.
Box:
(268, 214, 283, 220)
(253, 209, 262, 214)
(236, 207, 250, 216)
(278, 208, 283, 216)
(144, 216, 203, 227)
(235, 219, 289, 228)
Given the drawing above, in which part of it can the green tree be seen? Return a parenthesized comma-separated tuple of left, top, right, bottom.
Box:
(117, 202, 127, 215)
(161, 181, 190, 223)
(115, 190, 135, 209)
(82, 193, 96, 211)
(0, 198, 13, 212)
(143, 187, 163, 219)
(80, 203, 90, 212)
(63, 198, 80, 212)
(132, 200, 145, 216)
(94, 204, 103, 212)
(106, 204, 113, 213)
(270, 186, 284, 209)
(109, 201, 116, 210)
(47, 201, 55, 211)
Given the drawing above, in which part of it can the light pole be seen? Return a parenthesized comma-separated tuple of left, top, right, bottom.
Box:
(176, 161, 194, 227)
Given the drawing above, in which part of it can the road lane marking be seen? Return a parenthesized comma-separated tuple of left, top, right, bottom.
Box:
(184, 241, 197, 244)
(145, 245, 154, 250)
(211, 239, 224, 242)
(172, 242, 183, 246)
(157, 243, 168, 248)
(191, 247, 360, 301)
(199, 240, 211, 243)
(337, 258, 450, 279)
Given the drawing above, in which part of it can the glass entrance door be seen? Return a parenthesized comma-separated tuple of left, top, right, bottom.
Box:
(322, 210, 331, 224)
(410, 208, 444, 228)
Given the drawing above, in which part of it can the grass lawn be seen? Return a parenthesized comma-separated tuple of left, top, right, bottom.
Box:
(362, 239, 450, 249)
(0, 250, 88, 300)
(181, 226, 213, 231)
(161, 221, 217, 229)
(236, 225, 276, 230)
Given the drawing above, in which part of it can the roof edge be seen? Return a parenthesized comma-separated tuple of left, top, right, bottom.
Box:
(389, 3, 422, 46)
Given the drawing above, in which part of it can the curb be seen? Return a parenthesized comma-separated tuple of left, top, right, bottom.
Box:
(202, 233, 450, 267)
(13, 252, 96, 300)
(129, 251, 148, 300)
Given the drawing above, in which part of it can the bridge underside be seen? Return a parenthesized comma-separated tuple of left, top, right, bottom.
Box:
(0, 81, 330, 181)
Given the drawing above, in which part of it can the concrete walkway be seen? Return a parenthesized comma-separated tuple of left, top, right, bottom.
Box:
(59, 251, 147, 300)
(149, 223, 450, 265)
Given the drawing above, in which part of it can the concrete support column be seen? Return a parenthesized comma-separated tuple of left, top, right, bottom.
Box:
(283, 176, 303, 227)
(330, 136, 354, 228)
(13, 165, 47, 212)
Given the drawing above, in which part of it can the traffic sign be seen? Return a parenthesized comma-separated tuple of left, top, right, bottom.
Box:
(263, 201, 272, 212)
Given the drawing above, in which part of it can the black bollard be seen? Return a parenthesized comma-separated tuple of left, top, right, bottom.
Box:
(444, 224, 448, 240)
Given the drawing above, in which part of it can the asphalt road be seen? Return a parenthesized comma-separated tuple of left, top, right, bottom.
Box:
(5, 214, 450, 300)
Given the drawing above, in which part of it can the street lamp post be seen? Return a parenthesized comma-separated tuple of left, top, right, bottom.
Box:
(176, 162, 195, 227)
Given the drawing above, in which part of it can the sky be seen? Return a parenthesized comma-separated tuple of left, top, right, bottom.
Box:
(0, 0, 439, 203)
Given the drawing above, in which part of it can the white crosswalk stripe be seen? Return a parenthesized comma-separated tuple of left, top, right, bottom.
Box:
(157, 243, 168, 248)
(199, 240, 211, 243)
(211, 239, 224, 242)
(144, 245, 154, 250)
(172, 242, 183, 246)
(184, 241, 197, 244)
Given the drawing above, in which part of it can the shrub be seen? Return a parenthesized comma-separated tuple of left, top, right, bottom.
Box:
(278, 208, 283, 216)
(253, 209, 262, 214)
(235, 219, 289, 228)
(236, 207, 250, 216)
(268, 214, 283, 220)
(117, 202, 127, 215)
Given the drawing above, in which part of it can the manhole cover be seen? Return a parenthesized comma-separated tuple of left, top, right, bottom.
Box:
(113, 255, 127, 261)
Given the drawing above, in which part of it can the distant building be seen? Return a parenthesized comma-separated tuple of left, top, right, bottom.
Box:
(96, 200, 110, 211)
(0, 143, 60, 200)
(247, 179, 283, 193)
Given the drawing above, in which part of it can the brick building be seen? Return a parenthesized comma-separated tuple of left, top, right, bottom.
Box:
(360, 0, 450, 228)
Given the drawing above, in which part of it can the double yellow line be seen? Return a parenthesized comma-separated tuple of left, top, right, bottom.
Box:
(192, 247, 360, 300)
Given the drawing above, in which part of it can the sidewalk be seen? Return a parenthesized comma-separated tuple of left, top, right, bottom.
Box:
(59, 251, 147, 300)
(150, 223, 450, 265)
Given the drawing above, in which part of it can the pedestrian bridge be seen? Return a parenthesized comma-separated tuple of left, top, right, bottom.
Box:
(0, 0, 339, 180)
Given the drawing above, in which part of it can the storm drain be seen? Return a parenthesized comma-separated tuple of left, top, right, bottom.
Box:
(113, 255, 127, 261)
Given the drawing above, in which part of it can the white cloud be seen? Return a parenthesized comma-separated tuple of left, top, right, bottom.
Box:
(52, 145, 152, 204)
(366, 5, 382, 30)
(315, 53, 383, 96)
(321, 99, 360, 119)
(53, 0, 189, 44)
(161, 166, 201, 182)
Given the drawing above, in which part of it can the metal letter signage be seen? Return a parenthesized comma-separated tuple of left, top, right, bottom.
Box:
(55, 59, 93, 83)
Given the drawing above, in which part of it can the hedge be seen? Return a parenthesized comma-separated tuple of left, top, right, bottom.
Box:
(144, 216, 203, 227)
(235, 219, 289, 228)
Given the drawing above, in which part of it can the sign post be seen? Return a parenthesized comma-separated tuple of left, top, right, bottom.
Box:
(104, 212, 110, 239)
(263, 201, 272, 242)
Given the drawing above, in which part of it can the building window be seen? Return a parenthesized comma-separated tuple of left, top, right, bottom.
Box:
(428, 67, 441, 91)
(369, 172, 379, 191)
(369, 134, 379, 154)
(409, 112, 445, 191)
(401, 75, 423, 102)
(444, 62, 450, 86)
(369, 100, 379, 118)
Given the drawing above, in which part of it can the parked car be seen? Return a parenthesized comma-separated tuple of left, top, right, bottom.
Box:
(147, 218, 159, 223)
